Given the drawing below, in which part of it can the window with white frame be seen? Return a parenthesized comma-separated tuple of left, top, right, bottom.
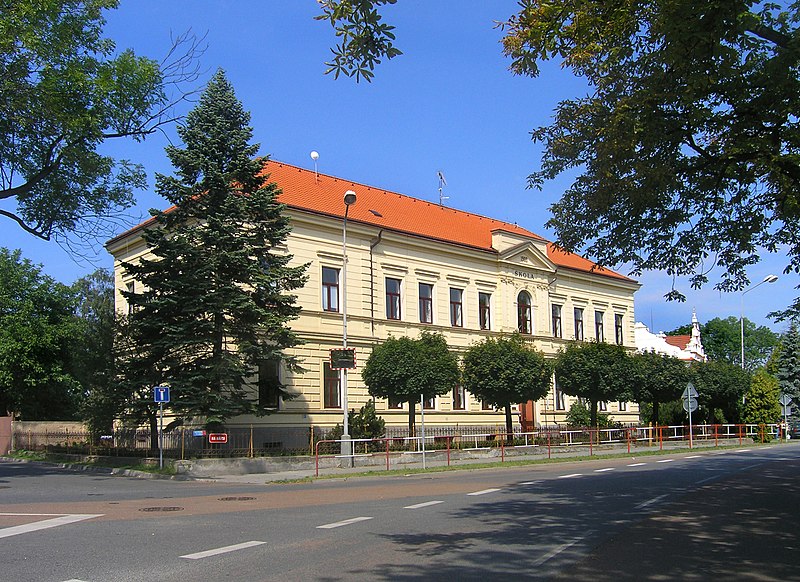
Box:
(450, 287, 463, 327)
(595, 310, 604, 342)
(574, 307, 584, 340)
(615, 313, 624, 345)
(619, 401, 627, 412)
(452, 385, 466, 410)
(322, 266, 339, 312)
(386, 277, 402, 320)
(478, 292, 491, 330)
(552, 304, 562, 338)
(517, 291, 532, 334)
(323, 362, 340, 409)
(419, 283, 433, 324)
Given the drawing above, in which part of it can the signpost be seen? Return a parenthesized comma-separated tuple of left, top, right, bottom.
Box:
(682, 383, 698, 449)
(153, 386, 170, 469)
(779, 393, 793, 439)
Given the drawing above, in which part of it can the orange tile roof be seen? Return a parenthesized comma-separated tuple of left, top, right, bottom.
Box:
(664, 335, 691, 350)
(108, 159, 633, 282)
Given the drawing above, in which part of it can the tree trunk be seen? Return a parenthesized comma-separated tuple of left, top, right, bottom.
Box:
(407, 400, 416, 442)
(590, 400, 598, 428)
(651, 400, 660, 426)
(505, 403, 514, 443)
(149, 410, 159, 451)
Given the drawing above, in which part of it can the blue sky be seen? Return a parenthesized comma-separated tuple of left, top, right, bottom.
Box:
(1, 0, 795, 333)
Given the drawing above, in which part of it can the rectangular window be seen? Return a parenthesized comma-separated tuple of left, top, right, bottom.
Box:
(552, 304, 562, 338)
(419, 283, 433, 324)
(386, 277, 402, 320)
(478, 292, 491, 330)
(450, 288, 463, 327)
(599, 401, 608, 412)
(259, 359, 281, 409)
(481, 400, 493, 411)
(615, 314, 624, 345)
(555, 379, 565, 411)
(619, 401, 628, 412)
(423, 396, 436, 410)
(322, 266, 339, 312)
(574, 307, 584, 341)
(125, 281, 135, 315)
(452, 385, 466, 410)
(387, 397, 403, 409)
(323, 363, 340, 409)
(595, 310, 604, 342)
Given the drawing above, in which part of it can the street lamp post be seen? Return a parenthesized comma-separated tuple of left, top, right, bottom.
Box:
(341, 190, 357, 460)
(740, 274, 778, 370)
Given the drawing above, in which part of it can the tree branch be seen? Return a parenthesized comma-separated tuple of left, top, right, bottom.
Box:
(0, 209, 49, 239)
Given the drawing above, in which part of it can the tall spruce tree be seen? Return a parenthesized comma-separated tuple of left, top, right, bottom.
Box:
(119, 70, 308, 434)
(777, 322, 800, 413)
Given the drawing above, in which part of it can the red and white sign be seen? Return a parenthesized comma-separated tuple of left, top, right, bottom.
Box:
(208, 433, 228, 444)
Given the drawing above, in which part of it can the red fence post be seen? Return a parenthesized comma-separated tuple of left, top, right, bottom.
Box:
(714, 424, 718, 447)
(659, 425, 663, 451)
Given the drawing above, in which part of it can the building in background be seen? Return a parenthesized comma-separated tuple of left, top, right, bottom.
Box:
(634, 309, 707, 362)
(107, 161, 641, 442)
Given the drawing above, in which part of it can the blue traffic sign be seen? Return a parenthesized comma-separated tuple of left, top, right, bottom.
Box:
(153, 386, 170, 403)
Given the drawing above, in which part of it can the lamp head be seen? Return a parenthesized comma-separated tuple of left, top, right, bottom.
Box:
(344, 190, 357, 206)
(764, 274, 778, 283)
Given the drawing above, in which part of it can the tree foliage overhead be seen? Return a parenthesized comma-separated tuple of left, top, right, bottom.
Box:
(554, 341, 634, 427)
(462, 334, 552, 440)
(502, 1, 800, 317)
(317, 1, 800, 318)
(361, 331, 460, 434)
(669, 316, 780, 371)
(118, 70, 308, 425)
(0, 0, 201, 246)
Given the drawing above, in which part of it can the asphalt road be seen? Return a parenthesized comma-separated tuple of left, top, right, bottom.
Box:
(1, 443, 798, 581)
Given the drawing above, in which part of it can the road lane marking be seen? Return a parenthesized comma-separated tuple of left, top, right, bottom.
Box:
(0, 513, 103, 540)
(519, 481, 540, 485)
(657, 459, 674, 463)
(316, 517, 373, 529)
(627, 463, 646, 467)
(531, 536, 586, 567)
(558, 473, 582, 479)
(737, 449, 753, 453)
(686, 455, 702, 459)
(180, 541, 265, 560)
(467, 488, 501, 496)
(635, 494, 669, 510)
(594, 468, 614, 473)
(404, 501, 444, 510)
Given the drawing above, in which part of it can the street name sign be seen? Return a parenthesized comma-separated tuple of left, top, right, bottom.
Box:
(208, 433, 228, 444)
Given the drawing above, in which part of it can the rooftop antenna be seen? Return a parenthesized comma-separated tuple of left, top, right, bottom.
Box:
(310, 151, 319, 181)
(437, 170, 449, 206)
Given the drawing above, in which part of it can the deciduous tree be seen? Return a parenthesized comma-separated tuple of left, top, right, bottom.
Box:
(554, 341, 633, 428)
(462, 334, 552, 441)
(631, 351, 692, 426)
(0, 248, 82, 419)
(1, 0, 201, 247)
(744, 368, 781, 425)
(690, 360, 750, 424)
(362, 331, 459, 435)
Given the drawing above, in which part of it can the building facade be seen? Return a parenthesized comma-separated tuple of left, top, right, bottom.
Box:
(107, 161, 641, 437)
(634, 309, 707, 362)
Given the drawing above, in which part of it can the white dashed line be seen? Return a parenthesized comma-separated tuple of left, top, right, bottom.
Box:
(316, 517, 373, 529)
(519, 481, 540, 485)
(686, 455, 702, 459)
(467, 488, 501, 496)
(627, 462, 646, 467)
(0, 513, 103, 540)
(404, 501, 444, 510)
(635, 494, 669, 510)
(594, 467, 614, 473)
(737, 449, 753, 453)
(657, 459, 674, 463)
(531, 536, 586, 567)
(558, 473, 582, 479)
(180, 541, 266, 560)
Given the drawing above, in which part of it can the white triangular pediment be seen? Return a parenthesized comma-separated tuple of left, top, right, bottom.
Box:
(498, 240, 556, 274)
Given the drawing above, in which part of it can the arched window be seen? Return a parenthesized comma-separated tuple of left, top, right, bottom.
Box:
(517, 291, 532, 334)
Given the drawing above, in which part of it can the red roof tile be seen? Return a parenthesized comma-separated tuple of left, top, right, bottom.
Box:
(664, 335, 691, 349)
(108, 160, 633, 282)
